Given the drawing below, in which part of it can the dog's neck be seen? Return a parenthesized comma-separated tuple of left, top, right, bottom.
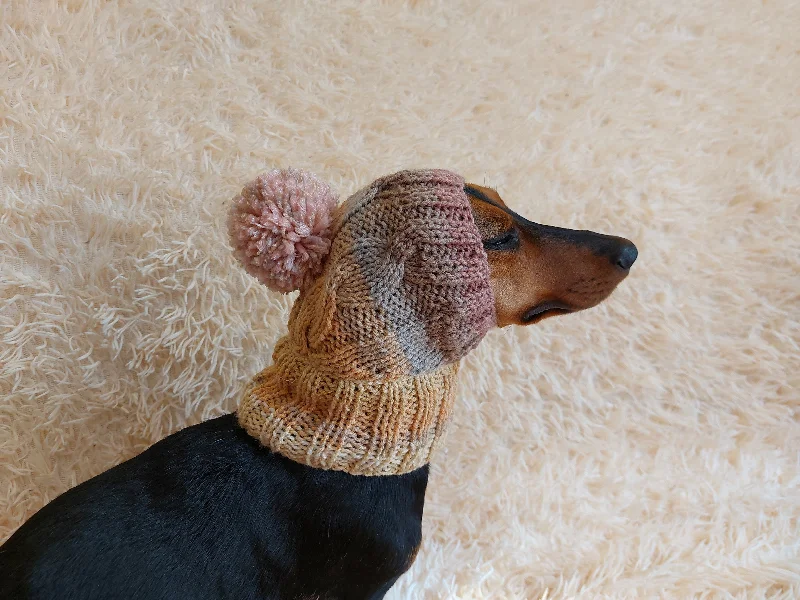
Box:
(237, 335, 459, 476)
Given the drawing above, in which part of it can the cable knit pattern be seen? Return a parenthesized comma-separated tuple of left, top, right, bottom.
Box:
(238, 169, 495, 475)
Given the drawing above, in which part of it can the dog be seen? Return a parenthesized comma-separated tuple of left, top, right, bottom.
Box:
(0, 183, 637, 600)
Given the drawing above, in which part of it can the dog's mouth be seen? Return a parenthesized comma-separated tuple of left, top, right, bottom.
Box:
(521, 301, 573, 324)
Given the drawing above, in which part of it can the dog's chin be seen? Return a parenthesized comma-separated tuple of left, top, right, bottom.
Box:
(521, 302, 574, 324)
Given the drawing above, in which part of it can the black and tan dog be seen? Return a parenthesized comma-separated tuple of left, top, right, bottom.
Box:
(0, 184, 636, 600)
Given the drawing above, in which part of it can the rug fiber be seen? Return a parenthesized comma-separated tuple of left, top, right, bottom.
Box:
(1, 1, 799, 598)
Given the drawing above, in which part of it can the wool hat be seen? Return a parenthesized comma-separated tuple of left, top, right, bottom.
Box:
(229, 168, 495, 475)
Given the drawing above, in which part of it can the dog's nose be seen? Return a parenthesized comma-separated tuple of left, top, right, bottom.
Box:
(614, 241, 638, 270)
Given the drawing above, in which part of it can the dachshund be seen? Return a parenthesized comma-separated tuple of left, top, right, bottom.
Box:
(0, 183, 637, 600)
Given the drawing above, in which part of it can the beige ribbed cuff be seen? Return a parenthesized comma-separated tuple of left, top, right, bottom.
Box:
(237, 340, 459, 476)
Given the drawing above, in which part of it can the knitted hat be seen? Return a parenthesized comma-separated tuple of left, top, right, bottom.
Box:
(229, 169, 495, 475)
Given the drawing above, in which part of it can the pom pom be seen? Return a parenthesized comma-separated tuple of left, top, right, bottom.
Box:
(228, 168, 338, 293)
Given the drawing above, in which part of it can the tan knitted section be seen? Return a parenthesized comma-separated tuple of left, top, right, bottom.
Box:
(238, 338, 459, 476)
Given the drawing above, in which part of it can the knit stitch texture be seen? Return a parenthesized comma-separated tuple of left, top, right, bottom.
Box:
(237, 169, 495, 475)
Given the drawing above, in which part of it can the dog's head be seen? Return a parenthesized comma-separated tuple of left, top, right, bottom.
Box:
(466, 184, 637, 327)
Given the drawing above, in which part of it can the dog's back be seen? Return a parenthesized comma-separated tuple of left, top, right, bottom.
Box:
(0, 414, 427, 600)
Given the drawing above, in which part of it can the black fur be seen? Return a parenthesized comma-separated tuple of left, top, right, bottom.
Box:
(0, 414, 428, 600)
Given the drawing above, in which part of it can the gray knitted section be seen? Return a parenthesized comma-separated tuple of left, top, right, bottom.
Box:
(349, 206, 444, 375)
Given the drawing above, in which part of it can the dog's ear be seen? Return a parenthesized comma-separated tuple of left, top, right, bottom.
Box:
(465, 184, 514, 242)
(465, 184, 508, 208)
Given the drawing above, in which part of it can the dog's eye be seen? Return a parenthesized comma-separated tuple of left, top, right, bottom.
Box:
(483, 228, 520, 251)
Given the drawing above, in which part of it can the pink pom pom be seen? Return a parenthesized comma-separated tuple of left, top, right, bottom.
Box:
(228, 169, 338, 293)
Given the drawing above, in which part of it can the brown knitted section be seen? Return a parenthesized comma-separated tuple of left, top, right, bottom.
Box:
(238, 338, 459, 475)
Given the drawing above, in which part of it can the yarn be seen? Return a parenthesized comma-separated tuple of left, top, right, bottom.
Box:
(227, 168, 338, 293)
(232, 169, 495, 475)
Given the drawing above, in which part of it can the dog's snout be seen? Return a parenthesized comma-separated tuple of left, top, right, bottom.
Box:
(613, 241, 638, 270)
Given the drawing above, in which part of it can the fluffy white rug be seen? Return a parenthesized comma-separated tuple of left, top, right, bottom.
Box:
(2, 0, 799, 597)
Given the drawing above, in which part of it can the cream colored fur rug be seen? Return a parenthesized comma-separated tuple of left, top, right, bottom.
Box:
(2, 1, 799, 598)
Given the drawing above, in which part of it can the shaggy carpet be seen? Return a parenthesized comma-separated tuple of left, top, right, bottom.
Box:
(2, 0, 799, 598)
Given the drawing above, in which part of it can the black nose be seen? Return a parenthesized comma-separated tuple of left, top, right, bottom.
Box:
(614, 242, 638, 270)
